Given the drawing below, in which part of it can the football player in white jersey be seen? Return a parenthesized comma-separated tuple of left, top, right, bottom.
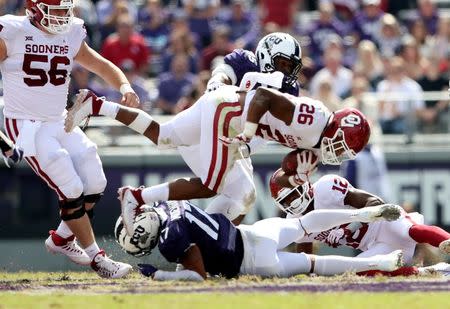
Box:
(0, 0, 140, 278)
(64, 72, 370, 234)
(269, 161, 450, 276)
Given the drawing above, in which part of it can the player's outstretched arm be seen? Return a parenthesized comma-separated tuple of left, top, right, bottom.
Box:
(219, 86, 296, 147)
(74, 42, 139, 107)
(344, 188, 385, 209)
(247, 87, 296, 126)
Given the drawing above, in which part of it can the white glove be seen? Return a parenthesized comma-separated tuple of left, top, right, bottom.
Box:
(239, 71, 284, 92)
(206, 80, 226, 92)
(326, 228, 345, 246)
(290, 150, 319, 184)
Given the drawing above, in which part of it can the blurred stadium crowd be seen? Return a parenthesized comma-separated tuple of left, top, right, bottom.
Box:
(1, 0, 449, 135)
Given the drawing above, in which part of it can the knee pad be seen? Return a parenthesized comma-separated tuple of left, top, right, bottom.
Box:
(84, 193, 103, 204)
(59, 195, 85, 221)
(43, 149, 84, 198)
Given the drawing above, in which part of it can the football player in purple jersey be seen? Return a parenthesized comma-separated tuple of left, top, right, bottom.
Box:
(206, 32, 302, 96)
(115, 200, 404, 281)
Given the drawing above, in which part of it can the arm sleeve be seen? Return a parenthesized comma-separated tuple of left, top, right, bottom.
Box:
(223, 49, 259, 86)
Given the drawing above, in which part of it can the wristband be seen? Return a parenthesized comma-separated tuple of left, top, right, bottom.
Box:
(243, 121, 258, 138)
(120, 83, 135, 95)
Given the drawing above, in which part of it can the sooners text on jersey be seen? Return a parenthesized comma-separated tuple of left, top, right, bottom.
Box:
(0, 15, 86, 121)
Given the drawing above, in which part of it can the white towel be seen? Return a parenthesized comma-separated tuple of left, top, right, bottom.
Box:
(15, 120, 42, 157)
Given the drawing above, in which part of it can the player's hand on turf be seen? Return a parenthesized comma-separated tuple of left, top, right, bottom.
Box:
(294, 150, 319, 182)
(137, 263, 158, 278)
(121, 92, 140, 108)
(219, 133, 252, 147)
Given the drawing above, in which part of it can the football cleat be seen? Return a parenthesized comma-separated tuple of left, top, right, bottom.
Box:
(65, 89, 105, 133)
(418, 263, 450, 277)
(118, 186, 145, 236)
(439, 239, 450, 255)
(375, 250, 404, 272)
(355, 204, 402, 223)
(90, 250, 132, 279)
(45, 230, 90, 265)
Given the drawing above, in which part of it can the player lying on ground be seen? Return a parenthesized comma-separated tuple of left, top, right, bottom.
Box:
(64, 72, 370, 231)
(114, 199, 404, 281)
(270, 156, 450, 276)
(0, 0, 139, 277)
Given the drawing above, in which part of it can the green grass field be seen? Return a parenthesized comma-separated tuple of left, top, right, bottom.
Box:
(0, 272, 448, 309)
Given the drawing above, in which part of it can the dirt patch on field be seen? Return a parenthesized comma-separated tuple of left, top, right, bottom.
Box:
(1, 276, 449, 293)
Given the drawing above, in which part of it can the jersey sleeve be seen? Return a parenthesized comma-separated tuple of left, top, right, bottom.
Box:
(312, 174, 352, 209)
(70, 17, 87, 56)
(0, 15, 21, 53)
(158, 220, 192, 263)
(223, 49, 259, 86)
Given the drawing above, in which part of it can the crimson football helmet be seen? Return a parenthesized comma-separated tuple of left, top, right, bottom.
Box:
(320, 108, 370, 165)
(269, 169, 313, 216)
(26, 0, 74, 34)
(256, 32, 302, 86)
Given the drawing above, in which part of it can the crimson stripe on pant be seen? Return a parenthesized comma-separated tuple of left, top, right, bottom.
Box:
(204, 102, 242, 192)
(4, 118, 67, 200)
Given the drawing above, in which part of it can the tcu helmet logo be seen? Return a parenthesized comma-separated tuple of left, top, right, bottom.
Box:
(130, 225, 149, 246)
(264, 35, 282, 49)
(340, 114, 361, 128)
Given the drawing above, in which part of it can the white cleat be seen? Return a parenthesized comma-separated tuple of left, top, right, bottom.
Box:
(418, 263, 450, 277)
(356, 204, 402, 223)
(118, 186, 145, 236)
(45, 230, 90, 266)
(439, 239, 450, 255)
(65, 89, 104, 132)
(375, 250, 404, 272)
(91, 250, 132, 279)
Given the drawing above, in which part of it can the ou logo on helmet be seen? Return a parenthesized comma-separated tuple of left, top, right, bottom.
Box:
(340, 114, 361, 128)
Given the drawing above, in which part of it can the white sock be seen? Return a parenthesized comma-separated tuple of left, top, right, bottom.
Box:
(313, 255, 384, 276)
(99, 100, 120, 118)
(84, 242, 101, 259)
(301, 209, 365, 234)
(55, 221, 73, 238)
(142, 183, 169, 204)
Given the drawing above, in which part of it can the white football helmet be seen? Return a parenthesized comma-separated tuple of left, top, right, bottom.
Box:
(114, 209, 160, 257)
(256, 32, 302, 86)
(26, 0, 74, 35)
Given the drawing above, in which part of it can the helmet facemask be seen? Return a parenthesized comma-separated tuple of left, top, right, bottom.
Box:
(273, 55, 302, 86)
(275, 182, 313, 216)
(29, 0, 74, 34)
(320, 128, 356, 165)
